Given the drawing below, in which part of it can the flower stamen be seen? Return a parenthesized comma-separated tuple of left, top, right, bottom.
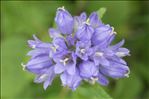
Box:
(32, 45, 36, 49)
(57, 6, 65, 11)
(80, 49, 86, 54)
(90, 77, 98, 84)
(83, 18, 90, 25)
(110, 27, 117, 35)
(21, 63, 26, 71)
(51, 46, 57, 52)
(95, 52, 103, 56)
(60, 58, 69, 66)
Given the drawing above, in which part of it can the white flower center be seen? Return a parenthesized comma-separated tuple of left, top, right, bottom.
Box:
(86, 18, 90, 25)
(60, 58, 69, 66)
(80, 48, 86, 54)
(90, 77, 98, 84)
(95, 52, 103, 56)
(57, 6, 65, 11)
(83, 18, 90, 25)
(51, 46, 57, 52)
(32, 45, 36, 48)
(110, 27, 117, 35)
(21, 63, 26, 71)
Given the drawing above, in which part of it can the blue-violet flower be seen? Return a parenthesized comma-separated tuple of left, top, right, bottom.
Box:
(23, 7, 130, 90)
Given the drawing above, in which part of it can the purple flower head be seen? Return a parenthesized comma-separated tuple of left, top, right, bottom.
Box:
(23, 7, 130, 90)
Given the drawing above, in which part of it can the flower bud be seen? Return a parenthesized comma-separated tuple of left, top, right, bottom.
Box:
(55, 6, 74, 34)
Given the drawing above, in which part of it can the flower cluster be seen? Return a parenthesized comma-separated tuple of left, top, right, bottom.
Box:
(23, 7, 130, 90)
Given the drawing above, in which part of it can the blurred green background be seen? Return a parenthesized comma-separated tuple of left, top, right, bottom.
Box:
(1, 1, 149, 99)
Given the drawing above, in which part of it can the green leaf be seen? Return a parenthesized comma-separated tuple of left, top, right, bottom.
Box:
(97, 7, 107, 19)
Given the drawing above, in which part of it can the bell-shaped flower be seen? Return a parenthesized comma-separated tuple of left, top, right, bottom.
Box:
(55, 6, 74, 34)
(92, 24, 116, 47)
(96, 72, 109, 86)
(99, 60, 130, 78)
(79, 61, 109, 86)
(109, 39, 130, 57)
(74, 12, 87, 31)
(49, 28, 62, 38)
(34, 66, 56, 90)
(28, 35, 51, 49)
(79, 61, 98, 78)
(52, 37, 67, 51)
(76, 23, 94, 41)
(66, 34, 77, 47)
(90, 46, 111, 66)
(54, 52, 77, 75)
(60, 70, 82, 90)
(89, 12, 102, 28)
(25, 55, 52, 74)
(24, 7, 130, 90)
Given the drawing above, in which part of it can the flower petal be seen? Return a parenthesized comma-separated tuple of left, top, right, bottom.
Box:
(79, 61, 98, 78)
(116, 48, 130, 57)
(92, 24, 112, 45)
(89, 12, 102, 28)
(94, 56, 110, 66)
(74, 12, 87, 30)
(99, 61, 130, 78)
(97, 72, 109, 86)
(43, 66, 55, 90)
(27, 49, 49, 58)
(53, 37, 67, 51)
(34, 74, 49, 83)
(66, 62, 76, 75)
(26, 56, 52, 70)
(80, 12, 87, 21)
(54, 63, 65, 74)
(75, 41, 91, 61)
(49, 28, 61, 38)
(110, 39, 125, 50)
(60, 71, 82, 90)
(76, 24, 94, 41)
